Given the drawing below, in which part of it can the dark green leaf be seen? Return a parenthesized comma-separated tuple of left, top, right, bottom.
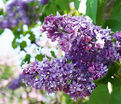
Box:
(89, 78, 121, 104)
(96, 0, 107, 25)
(50, 51, 57, 58)
(0, 9, 3, 15)
(46, 56, 51, 61)
(40, 101, 46, 104)
(0, 9, 5, 16)
(0, 29, 4, 35)
(88, 84, 109, 104)
(20, 41, 27, 50)
(104, 20, 121, 32)
(29, 32, 36, 43)
(35, 54, 45, 61)
(74, 0, 80, 10)
(44, 0, 70, 16)
(67, 59, 71, 64)
(12, 39, 18, 49)
(44, 3, 57, 15)
(12, 28, 21, 39)
(86, 0, 98, 23)
(82, 101, 89, 104)
(86, 0, 107, 25)
(109, 78, 121, 104)
(103, 0, 121, 31)
(56, 0, 70, 13)
(24, 54, 31, 64)
(41, 4, 48, 13)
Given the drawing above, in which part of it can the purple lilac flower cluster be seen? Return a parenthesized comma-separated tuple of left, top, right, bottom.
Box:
(22, 15, 121, 100)
(0, 0, 49, 29)
(8, 74, 25, 90)
(112, 31, 121, 55)
(23, 59, 95, 99)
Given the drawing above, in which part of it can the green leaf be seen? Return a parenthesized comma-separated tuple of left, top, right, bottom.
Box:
(24, 54, 31, 64)
(12, 28, 21, 39)
(89, 78, 121, 104)
(96, 0, 107, 25)
(89, 84, 109, 104)
(12, 38, 18, 49)
(50, 51, 57, 58)
(35, 54, 45, 61)
(56, 0, 70, 13)
(109, 78, 121, 104)
(94, 62, 121, 85)
(29, 32, 36, 43)
(20, 41, 27, 50)
(0, 29, 4, 35)
(0, 9, 3, 15)
(74, 0, 80, 10)
(44, 0, 70, 16)
(67, 59, 71, 64)
(41, 4, 48, 13)
(46, 56, 51, 61)
(0, 9, 5, 16)
(86, 0, 98, 23)
(86, 0, 107, 25)
(82, 101, 89, 104)
(103, 0, 121, 31)
(44, 3, 58, 15)
(104, 20, 121, 32)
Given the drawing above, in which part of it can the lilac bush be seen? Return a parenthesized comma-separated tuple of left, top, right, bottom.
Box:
(22, 15, 121, 100)
(0, 0, 49, 29)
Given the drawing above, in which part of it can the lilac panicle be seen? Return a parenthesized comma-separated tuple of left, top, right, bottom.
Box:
(0, 0, 49, 29)
(23, 58, 95, 99)
(8, 74, 24, 90)
(23, 15, 121, 100)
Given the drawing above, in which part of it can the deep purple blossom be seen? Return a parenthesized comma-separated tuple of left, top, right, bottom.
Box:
(23, 15, 121, 100)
